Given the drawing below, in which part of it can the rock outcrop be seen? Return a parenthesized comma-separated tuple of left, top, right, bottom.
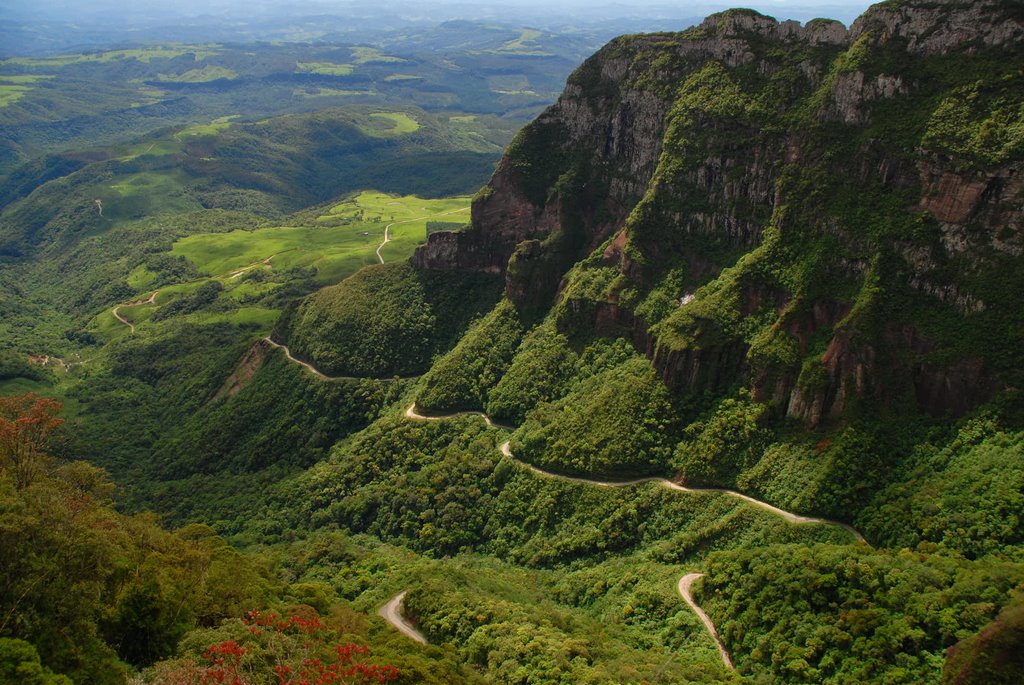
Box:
(412, 0, 1024, 424)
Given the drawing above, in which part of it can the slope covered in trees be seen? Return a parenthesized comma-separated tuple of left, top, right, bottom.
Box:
(2, 0, 1024, 682)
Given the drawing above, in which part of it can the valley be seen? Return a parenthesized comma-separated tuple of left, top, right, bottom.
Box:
(1, 1, 1023, 684)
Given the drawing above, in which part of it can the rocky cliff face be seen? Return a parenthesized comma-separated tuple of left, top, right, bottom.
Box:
(412, 0, 1024, 424)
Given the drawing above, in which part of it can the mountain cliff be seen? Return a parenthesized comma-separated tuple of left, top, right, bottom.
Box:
(413, 0, 1024, 426)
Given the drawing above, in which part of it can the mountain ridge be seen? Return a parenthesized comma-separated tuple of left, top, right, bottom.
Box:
(411, 0, 1024, 425)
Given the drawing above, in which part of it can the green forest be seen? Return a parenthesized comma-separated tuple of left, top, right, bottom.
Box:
(2, 0, 1024, 683)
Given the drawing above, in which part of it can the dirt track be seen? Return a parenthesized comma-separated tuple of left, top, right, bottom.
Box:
(678, 573, 733, 669)
(376, 207, 470, 264)
(378, 591, 428, 645)
(400, 402, 870, 669)
(110, 291, 159, 333)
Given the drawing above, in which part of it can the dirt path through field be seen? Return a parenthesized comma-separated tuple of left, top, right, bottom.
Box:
(110, 291, 159, 333)
(376, 207, 470, 264)
(229, 253, 279, 279)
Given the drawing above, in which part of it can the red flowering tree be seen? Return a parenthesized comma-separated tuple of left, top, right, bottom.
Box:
(0, 393, 63, 489)
(145, 608, 398, 685)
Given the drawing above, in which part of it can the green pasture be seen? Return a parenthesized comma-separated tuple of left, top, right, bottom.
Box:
(0, 74, 54, 106)
(90, 277, 277, 339)
(108, 170, 189, 197)
(0, 377, 51, 397)
(495, 28, 551, 56)
(103, 170, 199, 219)
(378, 208, 469, 262)
(174, 116, 237, 139)
(292, 87, 369, 98)
(3, 46, 219, 69)
(174, 191, 470, 281)
(362, 111, 420, 136)
(131, 86, 168, 105)
(0, 84, 30, 107)
(119, 302, 159, 325)
(320, 190, 468, 223)
(0, 377, 82, 417)
(158, 66, 237, 83)
(223, 279, 280, 302)
(0, 74, 54, 83)
(172, 225, 378, 284)
(126, 265, 161, 290)
(91, 306, 130, 339)
(350, 47, 404, 64)
(81, 191, 468, 343)
(296, 62, 354, 76)
(148, 281, 205, 301)
(115, 117, 235, 160)
(117, 138, 180, 160)
(189, 307, 279, 328)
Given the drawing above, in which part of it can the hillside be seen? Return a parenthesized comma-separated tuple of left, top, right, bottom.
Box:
(2, 1, 1024, 683)
(0, 105, 497, 357)
(415, 0, 1023, 424)
(0, 26, 602, 179)
(387, 0, 1022, 679)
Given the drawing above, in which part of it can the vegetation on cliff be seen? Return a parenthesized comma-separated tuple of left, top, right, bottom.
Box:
(2, 1, 1023, 683)
(282, 263, 503, 378)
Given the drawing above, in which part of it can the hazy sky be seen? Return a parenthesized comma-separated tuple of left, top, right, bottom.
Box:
(0, 0, 876, 57)
(1, 0, 876, 25)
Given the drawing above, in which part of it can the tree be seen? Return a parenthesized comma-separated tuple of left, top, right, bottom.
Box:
(143, 610, 400, 684)
(0, 394, 63, 490)
(0, 638, 72, 685)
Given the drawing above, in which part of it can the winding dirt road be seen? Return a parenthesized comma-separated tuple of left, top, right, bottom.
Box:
(404, 402, 513, 429)
(262, 337, 422, 383)
(110, 291, 159, 333)
(262, 337, 340, 380)
(501, 439, 865, 542)
(678, 573, 733, 669)
(417, 405, 865, 543)
(399, 402, 869, 669)
(378, 591, 428, 645)
(376, 207, 470, 264)
(229, 254, 277, 279)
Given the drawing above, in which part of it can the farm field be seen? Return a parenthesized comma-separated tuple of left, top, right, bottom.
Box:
(78, 190, 470, 342)
(173, 191, 470, 282)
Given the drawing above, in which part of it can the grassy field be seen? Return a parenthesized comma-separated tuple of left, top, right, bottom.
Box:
(89, 191, 469, 341)
(3, 45, 219, 69)
(293, 87, 369, 98)
(296, 62, 354, 76)
(495, 28, 552, 56)
(0, 74, 54, 107)
(103, 169, 200, 220)
(117, 138, 180, 160)
(350, 47, 405, 64)
(173, 116, 237, 139)
(0, 85, 30, 107)
(158, 66, 237, 83)
(174, 191, 469, 281)
(115, 116, 236, 160)
(0, 372, 84, 417)
(364, 111, 420, 136)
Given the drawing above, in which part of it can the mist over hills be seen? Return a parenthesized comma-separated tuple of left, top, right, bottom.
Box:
(1, 0, 872, 56)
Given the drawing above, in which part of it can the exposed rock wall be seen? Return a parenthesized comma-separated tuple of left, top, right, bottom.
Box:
(412, 0, 1024, 424)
